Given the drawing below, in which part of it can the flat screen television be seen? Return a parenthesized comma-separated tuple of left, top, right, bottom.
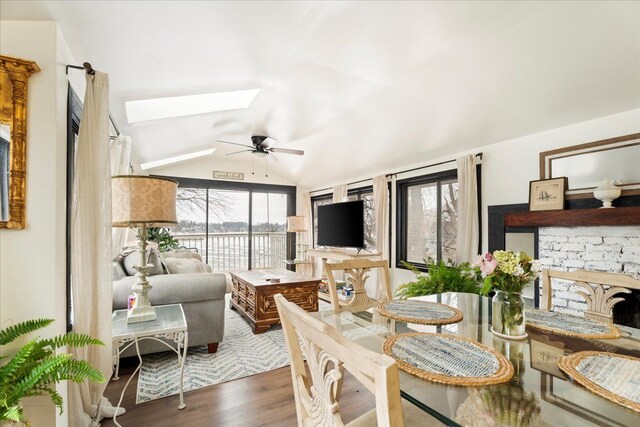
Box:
(317, 200, 365, 249)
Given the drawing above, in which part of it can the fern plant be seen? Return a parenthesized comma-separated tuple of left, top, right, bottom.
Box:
(0, 319, 105, 424)
(394, 258, 483, 299)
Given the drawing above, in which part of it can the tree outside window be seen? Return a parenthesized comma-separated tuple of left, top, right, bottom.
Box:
(400, 172, 459, 269)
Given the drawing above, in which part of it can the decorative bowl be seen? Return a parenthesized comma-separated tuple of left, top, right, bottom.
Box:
(593, 178, 621, 209)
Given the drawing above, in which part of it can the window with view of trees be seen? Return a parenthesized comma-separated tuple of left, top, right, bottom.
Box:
(161, 177, 295, 271)
(311, 187, 376, 250)
(397, 171, 459, 269)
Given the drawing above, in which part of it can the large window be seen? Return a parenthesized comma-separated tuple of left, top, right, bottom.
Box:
(312, 196, 332, 247)
(311, 187, 376, 250)
(66, 86, 82, 332)
(397, 170, 460, 269)
(251, 192, 288, 269)
(161, 177, 295, 271)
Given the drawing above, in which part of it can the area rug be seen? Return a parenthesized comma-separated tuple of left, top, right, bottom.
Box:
(136, 297, 328, 403)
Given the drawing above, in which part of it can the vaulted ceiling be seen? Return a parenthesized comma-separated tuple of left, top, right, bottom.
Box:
(2, 1, 639, 188)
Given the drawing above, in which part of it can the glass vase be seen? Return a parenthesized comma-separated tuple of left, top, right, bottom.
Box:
(491, 290, 527, 340)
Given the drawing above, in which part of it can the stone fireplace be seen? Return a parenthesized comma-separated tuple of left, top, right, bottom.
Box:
(488, 201, 640, 322)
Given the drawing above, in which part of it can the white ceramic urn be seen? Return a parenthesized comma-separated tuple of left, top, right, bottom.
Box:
(593, 178, 622, 208)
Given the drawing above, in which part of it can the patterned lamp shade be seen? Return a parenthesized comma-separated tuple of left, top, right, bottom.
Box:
(287, 216, 307, 232)
(112, 175, 178, 227)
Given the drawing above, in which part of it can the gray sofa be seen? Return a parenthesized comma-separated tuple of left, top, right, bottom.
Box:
(113, 270, 227, 357)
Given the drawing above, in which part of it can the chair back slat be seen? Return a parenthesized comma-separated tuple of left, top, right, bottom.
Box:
(324, 258, 393, 313)
(541, 269, 640, 322)
(275, 294, 405, 427)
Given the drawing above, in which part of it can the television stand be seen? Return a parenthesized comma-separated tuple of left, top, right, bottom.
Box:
(356, 248, 373, 255)
(307, 247, 379, 262)
(306, 248, 381, 303)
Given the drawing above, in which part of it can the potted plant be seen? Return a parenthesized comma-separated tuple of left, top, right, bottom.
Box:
(146, 227, 179, 252)
(394, 258, 483, 299)
(0, 319, 105, 424)
(475, 251, 540, 340)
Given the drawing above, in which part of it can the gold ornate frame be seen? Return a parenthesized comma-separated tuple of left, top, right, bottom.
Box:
(0, 55, 40, 229)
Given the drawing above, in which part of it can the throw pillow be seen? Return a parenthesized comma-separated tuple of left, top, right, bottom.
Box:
(112, 262, 127, 281)
(163, 257, 208, 274)
(163, 248, 203, 262)
(123, 249, 164, 276)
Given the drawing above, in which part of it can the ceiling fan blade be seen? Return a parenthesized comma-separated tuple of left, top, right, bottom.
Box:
(225, 149, 252, 156)
(217, 140, 253, 149)
(261, 137, 278, 148)
(271, 147, 304, 156)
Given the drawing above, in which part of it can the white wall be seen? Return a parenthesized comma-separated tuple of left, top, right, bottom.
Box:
(0, 21, 82, 427)
(303, 108, 640, 289)
(150, 154, 295, 186)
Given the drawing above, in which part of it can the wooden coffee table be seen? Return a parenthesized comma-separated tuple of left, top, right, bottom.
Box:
(229, 269, 321, 334)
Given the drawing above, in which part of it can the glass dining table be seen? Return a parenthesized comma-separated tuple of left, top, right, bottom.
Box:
(311, 293, 640, 427)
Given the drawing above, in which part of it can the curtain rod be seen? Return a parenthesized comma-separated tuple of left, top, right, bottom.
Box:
(310, 152, 483, 194)
(66, 62, 121, 136)
(386, 152, 483, 178)
(310, 178, 372, 194)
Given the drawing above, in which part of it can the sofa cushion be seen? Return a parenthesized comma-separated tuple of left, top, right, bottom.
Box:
(123, 249, 164, 276)
(164, 248, 203, 262)
(164, 257, 208, 274)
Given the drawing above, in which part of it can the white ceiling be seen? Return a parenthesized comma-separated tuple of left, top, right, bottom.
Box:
(2, 1, 639, 188)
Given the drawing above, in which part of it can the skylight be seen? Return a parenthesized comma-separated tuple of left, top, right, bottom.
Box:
(125, 88, 260, 123)
(140, 148, 216, 170)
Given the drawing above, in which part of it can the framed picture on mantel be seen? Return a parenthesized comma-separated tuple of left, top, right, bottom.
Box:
(529, 177, 567, 211)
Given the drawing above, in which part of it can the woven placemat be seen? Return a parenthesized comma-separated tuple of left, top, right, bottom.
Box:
(525, 309, 621, 339)
(558, 351, 640, 413)
(377, 299, 463, 325)
(383, 332, 514, 386)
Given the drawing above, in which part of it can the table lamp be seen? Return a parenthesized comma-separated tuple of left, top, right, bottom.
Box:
(287, 216, 307, 262)
(112, 175, 178, 323)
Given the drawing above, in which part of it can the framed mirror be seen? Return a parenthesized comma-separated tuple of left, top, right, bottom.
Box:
(539, 133, 640, 199)
(0, 55, 40, 229)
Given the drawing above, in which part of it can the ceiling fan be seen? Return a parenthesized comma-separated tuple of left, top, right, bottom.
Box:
(217, 136, 304, 160)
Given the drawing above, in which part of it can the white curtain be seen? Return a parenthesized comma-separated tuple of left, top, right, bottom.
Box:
(370, 175, 390, 299)
(456, 154, 479, 264)
(110, 135, 132, 258)
(68, 72, 118, 426)
(332, 184, 347, 203)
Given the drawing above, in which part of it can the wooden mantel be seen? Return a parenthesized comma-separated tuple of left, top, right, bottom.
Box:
(504, 206, 640, 227)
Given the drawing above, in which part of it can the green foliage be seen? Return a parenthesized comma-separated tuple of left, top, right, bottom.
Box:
(0, 319, 105, 424)
(0, 319, 53, 345)
(147, 227, 180, 252)
(480, 273, 531, 295)
(394, 258, 483, 299)
(477, 251, 539, 295)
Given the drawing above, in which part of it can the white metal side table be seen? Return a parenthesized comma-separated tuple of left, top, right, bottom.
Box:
(111, 304, 188, 426)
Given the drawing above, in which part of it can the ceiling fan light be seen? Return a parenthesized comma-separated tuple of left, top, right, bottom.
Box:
(253, 151, 268, 159)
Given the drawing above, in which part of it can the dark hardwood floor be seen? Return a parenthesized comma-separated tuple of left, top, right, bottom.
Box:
(102, 357, 375, 427)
